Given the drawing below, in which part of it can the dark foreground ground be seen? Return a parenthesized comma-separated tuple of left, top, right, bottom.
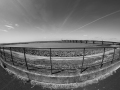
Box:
(0, 65, 120, 90)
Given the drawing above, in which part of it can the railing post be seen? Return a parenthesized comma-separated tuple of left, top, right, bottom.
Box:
(50, 48, 52, 74)
(3, 47, 6, 61)
(10, 47, 14, 65)
(23, 48, 29, 70)
(0, 47, 3, 58)
(81, 48, 85, 73)
(102, 41, 103, 45)
(80, 40, 82, 43)
(93, 41, 95, 44)
(119, 44, 120, 60)
(111, 47, 115, 63)
(76, 40, 77, 43)
(101, 47, 105, 68)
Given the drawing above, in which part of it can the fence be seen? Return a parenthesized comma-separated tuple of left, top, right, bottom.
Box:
(0, 40, 120, 75)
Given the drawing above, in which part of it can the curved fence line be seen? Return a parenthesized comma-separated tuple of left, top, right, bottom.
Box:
(0, 40, 120, 75)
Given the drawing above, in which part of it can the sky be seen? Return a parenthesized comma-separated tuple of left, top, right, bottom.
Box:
(0, 0, 120, 43)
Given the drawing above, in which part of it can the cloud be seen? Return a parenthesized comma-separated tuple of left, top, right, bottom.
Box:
(0, 29, 8, 32)
(15, 24, 19, 27)
(5, 25, 14, 29)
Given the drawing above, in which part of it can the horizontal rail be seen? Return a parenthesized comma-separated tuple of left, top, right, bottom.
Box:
(0, 46, 118, 50)
(0, 40, 120, 75)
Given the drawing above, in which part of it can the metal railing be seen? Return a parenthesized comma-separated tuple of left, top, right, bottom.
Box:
(0, 40, 120, 75)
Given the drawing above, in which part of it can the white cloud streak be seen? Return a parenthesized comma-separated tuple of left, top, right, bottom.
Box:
(0, 29, 8, 32)
(5, 25, 14, 29)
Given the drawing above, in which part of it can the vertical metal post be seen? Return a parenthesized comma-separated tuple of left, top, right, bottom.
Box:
(119, 44, 120, 60)
(10, 47, 14, 65)
(111, 47, 115, 63)
(101, 47, 105, 68)
(81, 48, 85, 73)
(81, 40, 83, 43)
(0, 47, 3, 58)
(3, 47, 6, 61)
(23, 48, 29, 70)
(102, 41, 103, 45)
(50, 48, 52, 74)
(93, 41, 95, 44)
(76, 40, 77, 43)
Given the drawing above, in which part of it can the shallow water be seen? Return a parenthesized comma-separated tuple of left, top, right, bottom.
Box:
(2, 42, 99, 48)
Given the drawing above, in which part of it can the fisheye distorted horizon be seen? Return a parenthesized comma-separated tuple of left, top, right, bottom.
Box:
(0, 0, 120, 43)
